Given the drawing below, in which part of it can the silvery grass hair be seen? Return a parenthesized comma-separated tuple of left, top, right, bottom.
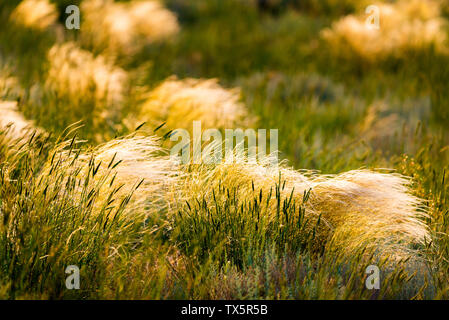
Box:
(321, 0, 448, 61)
(80, 0, 180, 56)
(178, 142, 429, 261)
(0, 101, 44, 142)
(127, 76, 257, 134)
(42, 134, 429, 260)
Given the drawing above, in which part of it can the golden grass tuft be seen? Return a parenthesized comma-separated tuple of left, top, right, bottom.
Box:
(130, 77, 256, 132)
(38, 131, 428, 259)
(10, 0, 58, 31)
(45, 42, 129, 127)
(40, 134, 182, 219)
(81, 0, 180, 56)
(321, 0, 448, 61)
(0, 101, 42, 141)
(181, 150, 429, 259)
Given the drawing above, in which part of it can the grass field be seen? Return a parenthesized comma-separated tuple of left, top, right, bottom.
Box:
(1, 0, 449, 299)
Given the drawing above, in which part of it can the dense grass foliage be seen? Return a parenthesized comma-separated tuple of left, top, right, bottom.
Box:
(1, 0, 449, 299)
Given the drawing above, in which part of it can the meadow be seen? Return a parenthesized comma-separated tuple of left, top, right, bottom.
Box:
(1, 0, 449, 299)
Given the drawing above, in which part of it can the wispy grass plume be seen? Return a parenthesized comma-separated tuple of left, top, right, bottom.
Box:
(9, 0, 58, 31)
(321, 0, 448, 62)
(0, 101, 43, 141)
(129, 76, 256, 132)
(180, 150, 429, 260)
(42, 42, 129, 140)
(40, 133, 182, 219)
(81, 0, 180, 56)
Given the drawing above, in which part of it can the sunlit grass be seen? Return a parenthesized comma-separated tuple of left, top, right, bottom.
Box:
(321, 0, 448, 62)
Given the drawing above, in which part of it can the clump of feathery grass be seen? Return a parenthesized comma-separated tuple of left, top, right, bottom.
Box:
(0, 101, 48, 165)
(9, 0, 58, 31)
(128, 76, 256, 132)
(179, 149, 429, 260)
(0, 131, 155, 299)
(46, 42, 128, 109)
(40, 134, 182, 219)
(46, 133, 428, 260)
(0, 128, 431, 297)
(321, 0, 448, 62)
(81, 0, 180, 56)
(0, 101, 42, 141)
(44, 42, 129, 136)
